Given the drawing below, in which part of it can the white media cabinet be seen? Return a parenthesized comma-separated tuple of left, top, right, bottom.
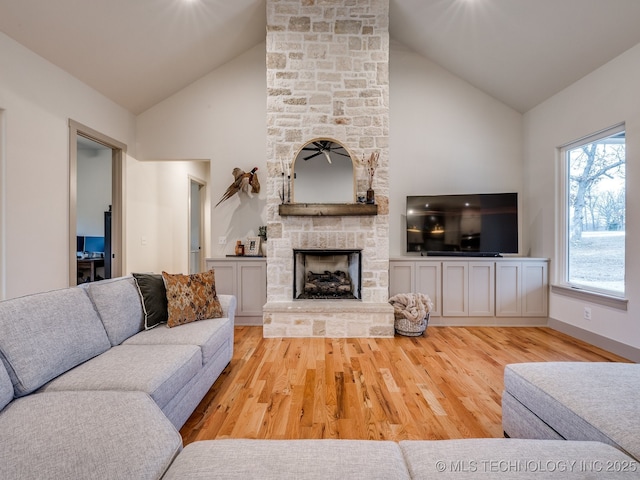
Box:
(389, 257, 549, 325)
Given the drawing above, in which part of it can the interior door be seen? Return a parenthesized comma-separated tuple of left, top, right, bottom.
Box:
(69, 120, 126, 286)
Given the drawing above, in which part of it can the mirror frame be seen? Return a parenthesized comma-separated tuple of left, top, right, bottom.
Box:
(291, 137, 357, 204)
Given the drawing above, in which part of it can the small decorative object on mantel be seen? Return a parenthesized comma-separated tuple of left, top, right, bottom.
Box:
(279, 160, 292, 204)
(362, 151, 379, 204)
(366, 189, 375, 204)
(215, 167, 260, 207)
(245, 236, 261, 256)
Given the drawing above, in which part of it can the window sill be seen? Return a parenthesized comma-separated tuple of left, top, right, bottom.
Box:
(551, 284, 628, 311)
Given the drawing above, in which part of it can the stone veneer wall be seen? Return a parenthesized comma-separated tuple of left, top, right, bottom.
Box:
(264, 0, 393, 337)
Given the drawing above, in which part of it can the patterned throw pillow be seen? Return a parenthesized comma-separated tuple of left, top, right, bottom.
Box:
(162, 269, 223, 328)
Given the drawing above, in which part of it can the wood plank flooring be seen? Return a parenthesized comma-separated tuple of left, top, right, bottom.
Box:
(180, 326, 628, 446)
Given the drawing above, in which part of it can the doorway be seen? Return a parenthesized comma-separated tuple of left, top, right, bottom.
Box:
(189, 177, 206, 274)
(69, 120, 126, 286)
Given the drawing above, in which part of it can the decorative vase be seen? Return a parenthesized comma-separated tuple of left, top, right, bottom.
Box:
(235, 240, 244, 256)
(366, 188, 375, 204)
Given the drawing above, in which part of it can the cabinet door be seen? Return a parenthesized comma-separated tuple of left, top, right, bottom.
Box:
(389, 261, 415, 297)
(206, 261, 237, 297)
(442, 262, 468, 316)
(522, 262, 548, 317)
(468, 262, 495, 316)
(415, 262, 441, 317)
(237, 261, 267, 316)
(496, 261, 521, 317)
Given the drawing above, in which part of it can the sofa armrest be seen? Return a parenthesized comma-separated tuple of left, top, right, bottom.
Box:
(217, 295, 237, 324)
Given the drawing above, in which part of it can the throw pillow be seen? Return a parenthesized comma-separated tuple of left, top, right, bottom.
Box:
(132, 273, 168, 329)
(162, 269, 223, 328)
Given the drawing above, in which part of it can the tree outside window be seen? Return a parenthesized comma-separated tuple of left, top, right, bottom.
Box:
(564, 127, 625, 295)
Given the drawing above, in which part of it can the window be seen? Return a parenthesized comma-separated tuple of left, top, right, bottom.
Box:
(560, 124, 625, 297)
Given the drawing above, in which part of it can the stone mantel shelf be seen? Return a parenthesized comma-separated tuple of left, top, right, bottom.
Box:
(279, 203, 378, 216)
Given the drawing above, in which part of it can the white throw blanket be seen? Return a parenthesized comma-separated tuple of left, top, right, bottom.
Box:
(388, 293, 433, 324)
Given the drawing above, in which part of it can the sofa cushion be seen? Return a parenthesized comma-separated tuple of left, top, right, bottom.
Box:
(40, 344, 202, 410)
(504, 362, 640, 461)
(0, 360, 13, 410)
(123, 316, 232, 365)
(0, 390, 181, 480)
(162, 270, 222, 328)
(0, 287, 111, 396)
(400, 438, 639, 479)
(84, 276, 144, 345)
(162, 439, 410, 480)
(133, 273, 168, 329)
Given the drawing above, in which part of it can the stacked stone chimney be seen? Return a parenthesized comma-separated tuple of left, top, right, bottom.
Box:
(264, 0, 393, 337)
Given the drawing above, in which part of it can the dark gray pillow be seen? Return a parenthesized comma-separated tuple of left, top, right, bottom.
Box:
(132, 273, 168, 329)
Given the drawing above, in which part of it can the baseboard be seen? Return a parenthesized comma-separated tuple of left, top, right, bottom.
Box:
(428, 316, 548, 327)
(234, 316, 263, 326)
(548, 317, 640, 362)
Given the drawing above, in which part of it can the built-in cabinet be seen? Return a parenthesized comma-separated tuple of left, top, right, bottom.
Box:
(205, 257, 266, 325)
(389, 260, 441, 316)
(389, 257, 548, 321)
(442, 261, 495, 317)
(495, 260, 549, 317)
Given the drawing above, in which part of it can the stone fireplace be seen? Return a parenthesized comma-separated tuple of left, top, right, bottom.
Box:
(263, 0, 394, 338)
(294, 249, 361, 300)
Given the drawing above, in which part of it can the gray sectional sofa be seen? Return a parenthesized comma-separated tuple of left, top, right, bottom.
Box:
(162, 438, 638, 479)
(1, 276, 638, 479)
(0, 276, 236, 479)
(503, 362, 640, 463)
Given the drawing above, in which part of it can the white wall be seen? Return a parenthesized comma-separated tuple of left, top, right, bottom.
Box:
(137, 40, 524, 259)
(389, 41, 524, 257)
(524, 43, 640, 357)
(136, 43, 267, 257)
(125, 158, 210, 275)
(0, 32, 136, 299)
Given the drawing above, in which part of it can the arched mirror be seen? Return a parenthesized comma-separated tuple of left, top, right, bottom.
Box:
(292, 138, 355, 203)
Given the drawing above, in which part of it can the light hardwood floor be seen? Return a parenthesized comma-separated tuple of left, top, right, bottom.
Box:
(180, 326, 628, 446)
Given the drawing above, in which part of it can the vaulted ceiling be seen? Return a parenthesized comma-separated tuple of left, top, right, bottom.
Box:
(2, 0, 640, 114)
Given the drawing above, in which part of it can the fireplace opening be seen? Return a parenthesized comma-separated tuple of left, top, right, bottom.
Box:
(293, 249, 361, 300)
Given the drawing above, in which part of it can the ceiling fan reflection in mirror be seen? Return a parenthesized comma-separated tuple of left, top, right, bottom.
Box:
(302, 140, 351, 164)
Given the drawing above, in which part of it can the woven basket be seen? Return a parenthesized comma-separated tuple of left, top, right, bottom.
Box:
(394, 312, 429, 337)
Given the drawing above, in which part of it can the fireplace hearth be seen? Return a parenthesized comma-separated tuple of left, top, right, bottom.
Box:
(294, 249, 361, 300)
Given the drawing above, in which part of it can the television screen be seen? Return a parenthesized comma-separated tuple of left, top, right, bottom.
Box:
(406, 193, 518, 255)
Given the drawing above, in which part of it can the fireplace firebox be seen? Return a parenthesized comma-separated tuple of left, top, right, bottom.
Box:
(293, 249, 361, 300)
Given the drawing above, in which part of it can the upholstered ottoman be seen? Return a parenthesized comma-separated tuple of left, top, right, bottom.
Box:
(502, 362, 640, 461)
(162, 439, 411, 479)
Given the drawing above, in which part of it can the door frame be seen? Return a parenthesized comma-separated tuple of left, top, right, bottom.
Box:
(0, 109, 5, 299)
(69, 120, 126, 285)
(188, 175, 206, 273)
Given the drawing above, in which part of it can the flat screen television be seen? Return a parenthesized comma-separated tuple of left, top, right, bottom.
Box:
(406, 193, 518, 256)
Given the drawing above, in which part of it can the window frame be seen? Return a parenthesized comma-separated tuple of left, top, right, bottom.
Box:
(557, 123, 626, 301)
